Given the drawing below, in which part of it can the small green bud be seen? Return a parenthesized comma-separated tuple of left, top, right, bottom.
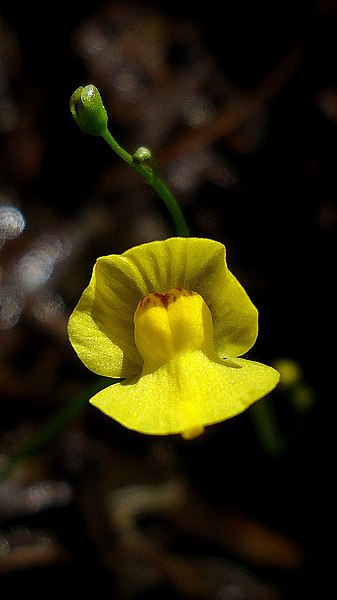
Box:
(132, 146, 152, 164)
(69, 85, 108, 136)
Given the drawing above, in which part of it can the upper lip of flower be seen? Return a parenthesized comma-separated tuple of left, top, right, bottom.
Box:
(67, 236, 259, 380)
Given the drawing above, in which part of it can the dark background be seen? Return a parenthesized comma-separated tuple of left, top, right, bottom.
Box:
(0, 1, 335, 598)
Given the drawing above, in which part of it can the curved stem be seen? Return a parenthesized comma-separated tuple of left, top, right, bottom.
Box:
(102, 130, 189, 237)
(102, 129, 135, 169)
(150, 174, 189, 237)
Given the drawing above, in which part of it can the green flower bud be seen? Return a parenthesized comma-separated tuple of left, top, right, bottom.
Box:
(132, 146, 152, 164)
(69, 85, 108, 136)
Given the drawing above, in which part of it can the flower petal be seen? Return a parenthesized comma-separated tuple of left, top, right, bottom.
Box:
(67, 265, 142, 378)
(68, 237, 258, 378)
(211, 269, 258, 358)
(89, 352, 280, 436)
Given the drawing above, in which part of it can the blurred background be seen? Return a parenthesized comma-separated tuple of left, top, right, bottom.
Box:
(0, 1, 335, 597)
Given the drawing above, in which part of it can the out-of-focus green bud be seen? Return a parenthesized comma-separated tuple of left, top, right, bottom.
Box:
(272, 358, 303, 387)
(69, 85, 108, 136)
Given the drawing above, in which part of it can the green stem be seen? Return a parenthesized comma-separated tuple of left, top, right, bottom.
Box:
(0, 377, 114, 482)
(102, 130, 189, 237)
(150, 173, 190, 237)
(102, 129, 135, 169)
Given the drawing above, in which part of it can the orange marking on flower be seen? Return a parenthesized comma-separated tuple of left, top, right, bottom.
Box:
(140, 288, 195, 310)
(153, 292, 171, 308)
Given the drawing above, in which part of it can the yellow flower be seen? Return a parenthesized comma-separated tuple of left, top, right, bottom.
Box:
(68, 237, 279, 439)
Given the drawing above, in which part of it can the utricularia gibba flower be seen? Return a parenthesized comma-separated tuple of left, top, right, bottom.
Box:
(68, 237, 279, 439)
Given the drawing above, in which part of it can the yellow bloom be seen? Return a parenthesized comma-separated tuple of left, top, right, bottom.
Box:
(68, 237, 279, 438)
